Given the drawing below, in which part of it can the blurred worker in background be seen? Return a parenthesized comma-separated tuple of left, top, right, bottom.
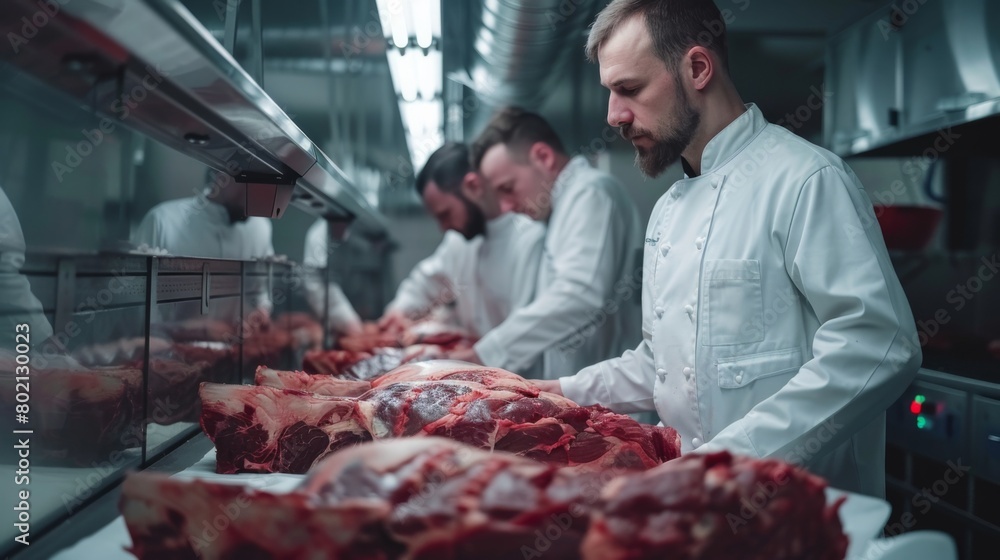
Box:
(379, 143, 546, 374)
(448, 107, 643, 380)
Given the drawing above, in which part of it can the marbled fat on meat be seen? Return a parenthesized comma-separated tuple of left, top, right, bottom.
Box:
(121, 439, 849, 560)
(202, 363, 681, 473)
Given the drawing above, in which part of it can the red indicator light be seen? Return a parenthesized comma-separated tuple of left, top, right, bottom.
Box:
(910, 401, 922, 414)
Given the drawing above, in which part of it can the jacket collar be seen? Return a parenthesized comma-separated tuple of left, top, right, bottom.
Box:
(681, 103, 766, 178)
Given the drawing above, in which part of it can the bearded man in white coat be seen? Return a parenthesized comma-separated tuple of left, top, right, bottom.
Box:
(535, 0, 921, 498)
(379, 143, 546, 373)
(449, 108, 644, 380)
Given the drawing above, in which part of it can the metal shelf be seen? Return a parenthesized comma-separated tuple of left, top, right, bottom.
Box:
(0, 0, 390, 237)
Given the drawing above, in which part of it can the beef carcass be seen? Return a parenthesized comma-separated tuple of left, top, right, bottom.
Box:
(582, 450, 849, 560)
(120, 438, 849, 560)
(201, 366, 681, 474)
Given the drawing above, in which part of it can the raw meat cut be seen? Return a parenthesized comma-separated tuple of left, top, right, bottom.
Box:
(304, 344, 455, 379)
(147, 358, 216, 425)
(255, 360, 541, 398)
(201, 363, 681, 474)
(242, 328, 294, 379)
(121, 438, 601, 560)
(335, 320, 475, 355)
(120, 438, 849, 560)
(200, 384, 371, 474)
(582, 450, 849, 560)
(254, 366, 373, 398)
(302, 348, 373, 376)
(0, 366, 143, 466)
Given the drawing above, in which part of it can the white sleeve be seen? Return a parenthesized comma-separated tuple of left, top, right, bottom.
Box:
(132, 209, 164, 249)
(559, 337, 656, 412)
(302, 220, 328, 268)
(473, 184, 629, 372)
(256, 219, 275, 258)
(699, 166, 921, 460)
(327, 283, 361, 332)
(385, 235, 459, 317)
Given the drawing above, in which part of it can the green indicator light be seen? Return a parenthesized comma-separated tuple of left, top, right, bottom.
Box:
(915, 395, 926, 404)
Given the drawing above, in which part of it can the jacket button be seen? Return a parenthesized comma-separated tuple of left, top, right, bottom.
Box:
(682, 367, 693, 379)
(654, 306, 664, 317)
(659, 243, 671, 257)
(692, 438, 702, 448)
(684, 305, 695, 317)
(735, 374, 744, 384)
(656, 368, 667, 380)
(695, 237, 705, 250)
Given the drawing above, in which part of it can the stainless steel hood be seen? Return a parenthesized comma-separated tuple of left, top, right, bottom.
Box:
(0, 0, 389, 237)
(461, 0, 598, 110)
(825, 0, 1000, 157)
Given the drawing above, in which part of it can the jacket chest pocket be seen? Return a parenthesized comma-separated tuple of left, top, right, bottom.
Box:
(701, 259, 764, 346)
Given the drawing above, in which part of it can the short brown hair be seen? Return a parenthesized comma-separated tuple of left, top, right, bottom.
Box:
(586, 0, 729, 72)
(470, 106, 566, 170)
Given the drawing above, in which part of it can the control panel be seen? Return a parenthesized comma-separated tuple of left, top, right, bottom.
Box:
(887, 380, 969, 462)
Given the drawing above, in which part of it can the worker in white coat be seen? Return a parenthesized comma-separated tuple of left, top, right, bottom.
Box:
(536, 0, 920, 498)
(380, 143, 545, 351)
(302, 219, 365, 336)
(134, 170, 273, 261)
(449, 108, 643, 379)
(133, 170, 274, 324)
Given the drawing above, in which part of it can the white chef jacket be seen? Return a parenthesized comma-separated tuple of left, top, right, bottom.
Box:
(475, 156, 644, 379)
(134, 195, 274, 260)
(302, 219, 363, 334)
(560, 104, 920, 497)
(0, 187, 53, 342)
(387, 213, 545, 342)
(133, 195, 274, 316)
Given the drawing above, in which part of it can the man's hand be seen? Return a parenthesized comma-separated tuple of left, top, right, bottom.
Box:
(377, 309, 411, 332)
(334, 318, 364, 337)
(447, 347, 483, 365)
(530, 379, 564, 396)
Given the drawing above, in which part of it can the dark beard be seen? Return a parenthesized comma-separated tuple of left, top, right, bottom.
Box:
(459, 198, 486, 240)
(620, 89, 700, 178)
